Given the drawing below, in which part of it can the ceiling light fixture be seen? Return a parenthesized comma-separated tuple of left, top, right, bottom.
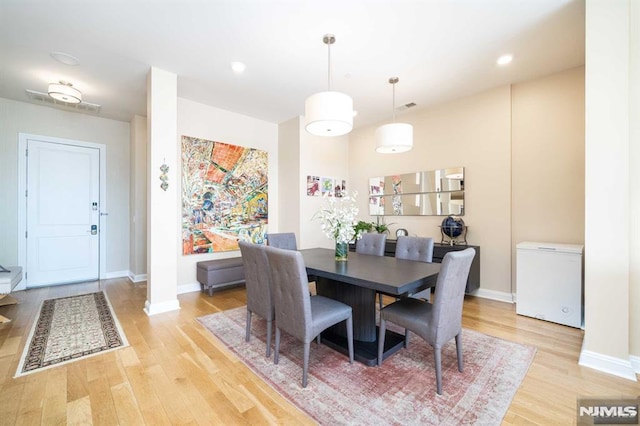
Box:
(375, 77, 413, 154)
(50, 51, 80, 66)
(48, 80, 81, 104)
(305, 34, 353, 137)
(497, 54, 513, 66)
(231, 61, 246, 74)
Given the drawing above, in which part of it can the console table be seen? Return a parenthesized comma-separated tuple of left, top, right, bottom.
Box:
(350, 239, 480, 293)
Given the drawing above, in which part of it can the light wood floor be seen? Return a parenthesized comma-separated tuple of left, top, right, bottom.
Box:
(0, 278, 638, 425)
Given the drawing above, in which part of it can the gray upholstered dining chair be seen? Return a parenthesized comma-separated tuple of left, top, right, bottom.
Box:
(377, 248, 475, 395)
(264, 245, 354, 388)
(266, 232, 298, 250)
(238, 241, 275, 357)
(266, 231, 317, 284)
(355, 232, 387, 256)
(356, 233, 388, 310)
(396, 236, 435, 302)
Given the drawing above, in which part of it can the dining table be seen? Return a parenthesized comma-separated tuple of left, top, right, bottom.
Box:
(299, 248, 441, 366)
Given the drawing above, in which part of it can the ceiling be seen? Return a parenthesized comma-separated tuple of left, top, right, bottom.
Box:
(0, 0, 585, 128)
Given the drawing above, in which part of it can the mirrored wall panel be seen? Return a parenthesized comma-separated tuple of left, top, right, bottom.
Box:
(369, 167, 464, 216)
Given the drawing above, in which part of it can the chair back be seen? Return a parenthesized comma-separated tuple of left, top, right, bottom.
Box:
(264, 245, 312, 341)
(429, 248, 475, 346)
(266, 232, 298, 250)
(356, 233, 387, 256)
(239, 241, 274, 321)
(395, 236, 434, 262)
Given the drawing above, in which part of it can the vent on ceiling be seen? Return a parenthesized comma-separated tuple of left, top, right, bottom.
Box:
(396, 102, 416, 111)
(25, 90, 102, 114)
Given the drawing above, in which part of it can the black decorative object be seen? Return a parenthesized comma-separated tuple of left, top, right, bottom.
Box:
(439, 216, 467, 245)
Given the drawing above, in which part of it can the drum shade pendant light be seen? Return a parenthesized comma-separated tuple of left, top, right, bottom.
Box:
(305, 34, 353, 137)
(375, 77, 413, 153)
(48, 80, 82, 104)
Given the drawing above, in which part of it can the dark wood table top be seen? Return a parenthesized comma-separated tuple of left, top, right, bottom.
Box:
(299, 248, 440, 296)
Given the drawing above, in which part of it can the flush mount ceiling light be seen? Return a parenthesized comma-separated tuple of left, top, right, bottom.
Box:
(375, 77, 413, 154)
(231, 61, 246, 74)
(48, 80, 81, 104)
(497, 54, 513, 66)
(50, 51, 80, 66)
(305, 34, 353, 137)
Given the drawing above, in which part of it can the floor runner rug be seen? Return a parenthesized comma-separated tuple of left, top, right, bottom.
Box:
(197, 306, 536, 425)
(15, 291, 128, 377)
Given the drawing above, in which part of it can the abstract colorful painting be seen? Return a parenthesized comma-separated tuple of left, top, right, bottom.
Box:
(181, 136, 268, 254)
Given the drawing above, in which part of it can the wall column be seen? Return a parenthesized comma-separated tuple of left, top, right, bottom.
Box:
(580, 0, 635, 380)
(144, 67, 180, 315)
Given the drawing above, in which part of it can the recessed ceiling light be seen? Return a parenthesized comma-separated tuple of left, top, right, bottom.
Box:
(231, 62, 246, 74)
(50, 51, 80, 66)
(497, 54, 513, 66)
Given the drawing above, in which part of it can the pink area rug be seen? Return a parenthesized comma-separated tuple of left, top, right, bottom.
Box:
(197, 307, 535, 425)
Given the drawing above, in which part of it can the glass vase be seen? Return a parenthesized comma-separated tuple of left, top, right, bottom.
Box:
(335, 241, 348, 261)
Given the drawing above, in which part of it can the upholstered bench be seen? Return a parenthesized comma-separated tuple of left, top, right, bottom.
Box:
(196, 258, 245, 296)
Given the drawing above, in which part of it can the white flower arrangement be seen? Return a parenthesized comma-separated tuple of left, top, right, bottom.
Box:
(314, 191, 361, 244)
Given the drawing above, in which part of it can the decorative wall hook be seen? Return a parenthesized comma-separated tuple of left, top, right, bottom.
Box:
(160, 163, 169, 191)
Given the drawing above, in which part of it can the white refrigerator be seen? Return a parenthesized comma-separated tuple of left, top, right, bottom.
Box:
(516, 241, 583, 328)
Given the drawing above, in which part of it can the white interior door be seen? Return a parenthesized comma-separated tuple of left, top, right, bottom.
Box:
(26, 140, 100, 287)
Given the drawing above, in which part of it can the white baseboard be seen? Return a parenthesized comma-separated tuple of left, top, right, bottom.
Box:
(630, 355, 640, 374)
(471, 288, 515, 304)
(128, 272, 148, 283)
(579, 348, 638, 381)
(103, 270, 129, 280)
(178, 282, 202, 295)
(143, 299, 180, 316)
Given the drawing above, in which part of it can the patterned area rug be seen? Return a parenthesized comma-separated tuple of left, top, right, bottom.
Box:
(15, 291, 128, 377)
(198, 307, 536, 425)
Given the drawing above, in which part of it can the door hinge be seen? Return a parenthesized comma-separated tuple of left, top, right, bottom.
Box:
(25, 189, 28, 197)
(25, 149, 28, 157)
(25, 272, 27, 279)
(25, 231, 27, 238)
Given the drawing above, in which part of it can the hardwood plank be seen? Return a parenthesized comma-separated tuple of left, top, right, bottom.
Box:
(87, 375, 119, 425)
(41, 367, 67, 425)
(110, 382, 145, 425)
(66, 395, 92, 426)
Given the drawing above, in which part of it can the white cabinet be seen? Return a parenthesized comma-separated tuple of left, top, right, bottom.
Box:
(516, 242, 583, 328)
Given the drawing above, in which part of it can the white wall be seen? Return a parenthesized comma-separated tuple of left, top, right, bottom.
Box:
(0, 98, 130, 274)
(298, 120, 350, 249)
(277, 117, 301, 238)
(276, 116, 350, 250)
(176, 98, 278, 290)
(580, 0, 636, 379)
(129, 114, 147, 280)
(145, 67, 179, 315)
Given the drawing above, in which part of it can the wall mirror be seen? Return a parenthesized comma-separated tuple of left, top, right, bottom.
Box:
(369, 167, 464, 216)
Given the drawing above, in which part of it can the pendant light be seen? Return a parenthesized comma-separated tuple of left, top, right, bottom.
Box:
(305, 34, 353, 137)
(48, 80, 82, 104)
(375, 77, 413, 153)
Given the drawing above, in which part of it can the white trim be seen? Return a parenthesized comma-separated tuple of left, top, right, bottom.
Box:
(178, 282, 202, 295)
(128, 272, 148, 283)
(143, 299, 180, 316)
(470, 288, 515, 303)
(104, 270, 129, 279)
(578, 348, 638, 381)
(630, 355, 640, 374)
(18, 133, 107, 287)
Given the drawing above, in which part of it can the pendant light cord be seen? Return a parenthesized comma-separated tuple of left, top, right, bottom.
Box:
(392, 81, 396, 122)
(327, 41, 332, 91)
